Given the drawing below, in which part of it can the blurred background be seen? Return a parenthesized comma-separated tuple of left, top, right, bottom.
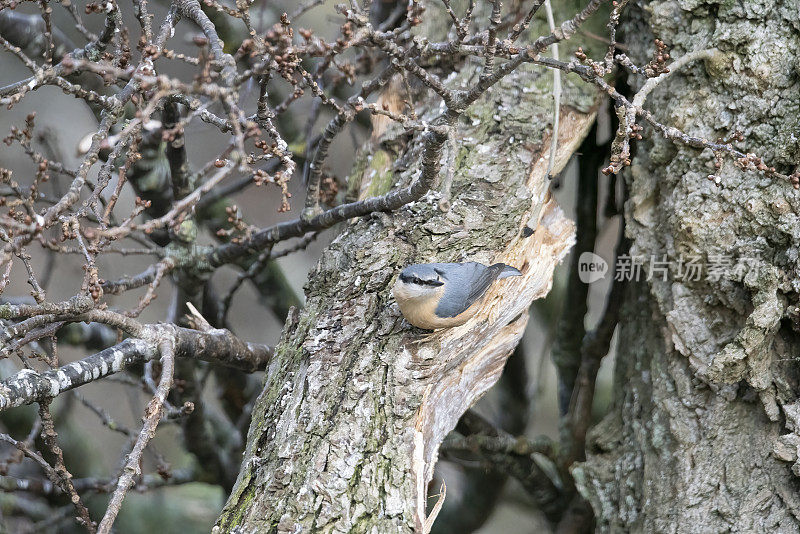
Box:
(0, 1, 618, 531)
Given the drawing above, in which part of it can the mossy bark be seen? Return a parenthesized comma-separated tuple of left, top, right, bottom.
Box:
(214, 5, 599, 532)
(575, 0, 800, 531)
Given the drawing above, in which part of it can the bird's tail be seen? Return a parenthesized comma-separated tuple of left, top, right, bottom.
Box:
(492, 263, 523, 279)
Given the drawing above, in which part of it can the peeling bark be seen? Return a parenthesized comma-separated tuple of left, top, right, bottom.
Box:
(215, 37, 598, 534)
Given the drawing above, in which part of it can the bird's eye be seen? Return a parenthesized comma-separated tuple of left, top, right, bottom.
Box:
(399, 273, 415, 284)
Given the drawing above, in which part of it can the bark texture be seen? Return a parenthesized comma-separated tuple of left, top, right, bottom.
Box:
(214, 16, 599, 534)
(575, 0, 800, 531)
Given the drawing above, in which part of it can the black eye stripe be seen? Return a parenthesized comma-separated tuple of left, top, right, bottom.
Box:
(399, 274, 443, 286)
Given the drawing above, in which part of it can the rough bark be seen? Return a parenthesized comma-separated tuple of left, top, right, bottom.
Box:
(575, 0, 800, 531)
(214, 16, 599, 534)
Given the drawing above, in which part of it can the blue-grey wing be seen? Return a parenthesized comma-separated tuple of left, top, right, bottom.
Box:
(434, 263, 502, 318)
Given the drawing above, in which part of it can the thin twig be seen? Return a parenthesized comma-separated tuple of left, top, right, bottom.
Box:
(543, 0, 561, 180)
(96, 338, 175, 534)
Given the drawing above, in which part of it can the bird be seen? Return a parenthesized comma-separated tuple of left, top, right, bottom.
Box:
(392, 262, 522, 330)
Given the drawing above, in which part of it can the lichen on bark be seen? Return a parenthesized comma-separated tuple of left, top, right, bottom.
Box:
(214, 15, 598, 532)
(575, 0, 800, 530)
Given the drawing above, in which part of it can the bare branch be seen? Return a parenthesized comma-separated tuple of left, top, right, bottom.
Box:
(0, 326, 272, 410)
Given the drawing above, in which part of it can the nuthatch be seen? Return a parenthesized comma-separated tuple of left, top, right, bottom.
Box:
(392, 262, 522, 330)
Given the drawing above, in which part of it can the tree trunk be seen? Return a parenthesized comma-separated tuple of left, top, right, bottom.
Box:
(575, 1, 800, 531)
(213, 9, 599, 532)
